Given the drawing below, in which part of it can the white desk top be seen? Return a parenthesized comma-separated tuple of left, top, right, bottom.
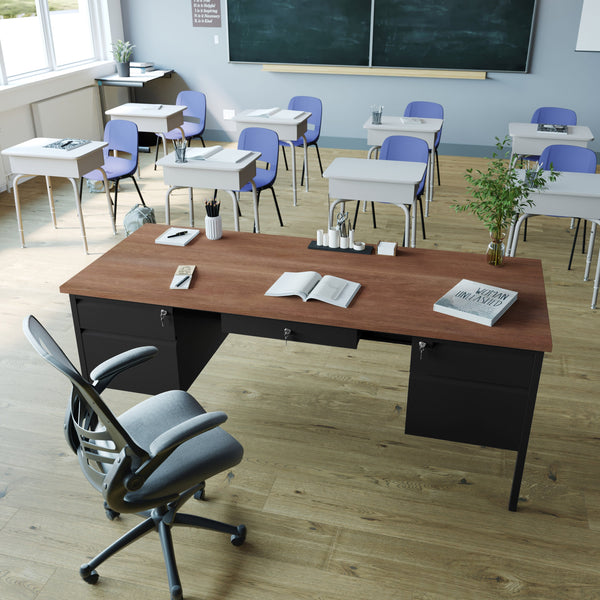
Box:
(105, 103, 185, 119)
(157, 148, 261, 172)
(363, 116, 443, 133)
(96, 70, 172, 86)
(1, 137, 107, 159)
(509, 122, 594, 142)
(527, 170, 600, 201)
(324, 157, 426, 184)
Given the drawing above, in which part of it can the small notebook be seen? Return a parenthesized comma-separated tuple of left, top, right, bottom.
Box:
(170, 265, 196, 290)
(155, 228, 200, 246)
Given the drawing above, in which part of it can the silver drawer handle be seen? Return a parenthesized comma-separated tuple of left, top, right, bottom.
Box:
(160, 309, 168, 328)
(284, 327, 292, 346)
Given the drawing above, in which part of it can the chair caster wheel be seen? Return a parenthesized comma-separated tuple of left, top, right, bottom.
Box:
(231, 524, 247, 546)
(80, 564, 99, 584)
(170, 584, 183, 600)
(103, 501, 120, 520)
(194, 482, 206, 501)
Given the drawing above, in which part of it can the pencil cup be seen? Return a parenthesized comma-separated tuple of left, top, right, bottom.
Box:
(340, 236, 349, 249)
(205, 215, 222, 240)
(371, 105, 383, 125)
(174, 139, 187, 163)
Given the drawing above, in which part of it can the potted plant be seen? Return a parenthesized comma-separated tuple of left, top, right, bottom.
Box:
(453, 136, 558, 266)
(111, 40, 135, 77)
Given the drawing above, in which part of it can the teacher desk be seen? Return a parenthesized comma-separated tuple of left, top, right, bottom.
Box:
(60, 225, 552, 511)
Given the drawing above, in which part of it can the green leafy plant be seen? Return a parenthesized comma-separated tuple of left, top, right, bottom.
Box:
(111, 39, 135, 63)
(453, 136, 558, 264)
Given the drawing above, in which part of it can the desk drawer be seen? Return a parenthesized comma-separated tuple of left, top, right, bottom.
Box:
(222, 314, 358, 349)
(74, 297, 175, 341)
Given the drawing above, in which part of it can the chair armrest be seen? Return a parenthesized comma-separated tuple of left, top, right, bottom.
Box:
(149, 411, 228, 459)
(90, 346, 158, 393)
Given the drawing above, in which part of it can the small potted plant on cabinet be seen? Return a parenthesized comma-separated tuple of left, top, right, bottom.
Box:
(111, 40, 135, 77)
(453, 136, 558, 266)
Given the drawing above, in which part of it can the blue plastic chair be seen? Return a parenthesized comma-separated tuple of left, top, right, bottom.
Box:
(404, 101, 444, 185)
(531, 107, 577, 127)
(538, 144, 597, 269)
(154, 90, 206, 168)
(279, 96, 323, 185)
(219, 128, 283, 231)
(353, 135, 429, 240)
(80, 119, 144, 224)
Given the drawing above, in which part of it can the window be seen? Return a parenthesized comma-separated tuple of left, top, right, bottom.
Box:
(0, 0, 99, 83)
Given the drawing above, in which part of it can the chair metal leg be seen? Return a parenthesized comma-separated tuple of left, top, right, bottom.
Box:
(353, 201, 360, 230)
(315, 143, 324, 176)
(113, 180, 119, 220)
(154, 137, 161, 170)
(371, 201, 376, 228)
(130, 176, 146, 206)
(271, 187, 284, 226)
(418, 196, 426, 239)
(523, 218, 528, 242)
(569, 219, 581, 270)
(435, 148, 441, 185)
(281, 146, 288, 170)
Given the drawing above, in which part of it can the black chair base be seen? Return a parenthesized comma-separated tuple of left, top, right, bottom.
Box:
(80, 494, 245, 600)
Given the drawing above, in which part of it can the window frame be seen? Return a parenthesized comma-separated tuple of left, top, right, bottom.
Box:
(0, 0, 106, 85)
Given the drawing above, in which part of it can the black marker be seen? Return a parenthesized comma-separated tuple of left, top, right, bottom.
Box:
(167, 230, 188, 238)
(176, 275, 189, 287)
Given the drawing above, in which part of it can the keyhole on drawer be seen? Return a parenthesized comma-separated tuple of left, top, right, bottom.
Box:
(284, 327, 292, 346)
(160, 309, 168, 328)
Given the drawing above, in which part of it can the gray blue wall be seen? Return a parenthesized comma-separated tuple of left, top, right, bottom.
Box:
(121, 0, 600, 155)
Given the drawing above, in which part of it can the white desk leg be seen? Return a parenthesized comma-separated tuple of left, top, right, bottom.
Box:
(69, 177, 88, 254)
(302, 135, 309, 192)
(12, 173, 28, 248)
(400, 204, 411, 248)
(98, 167, 116, 234)
(285, 141, 298, 206)
(509, 215, 527, 257)
(364, 146, 380, 212)
(45, 176, 57, 227)
(165, 186, 176, 225)
(425, 150, 433, 217)
(410, 202, 417, 248)
(251, 181, 259, 233)
(584, 221, 596, 281)
(189, 188, 194, 227)
(226, 190, 241, 232)
(328, 198, 344, 229)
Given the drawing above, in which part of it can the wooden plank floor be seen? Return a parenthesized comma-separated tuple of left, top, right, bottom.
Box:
(0, 145, 598, 600)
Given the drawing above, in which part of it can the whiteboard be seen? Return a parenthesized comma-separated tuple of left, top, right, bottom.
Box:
(577, 0, 600, 51)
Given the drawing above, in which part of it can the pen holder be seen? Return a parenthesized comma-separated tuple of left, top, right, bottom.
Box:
(371, 105, 383, 125)
(174, 139, 187, 163)
(205, 215, 222, 240)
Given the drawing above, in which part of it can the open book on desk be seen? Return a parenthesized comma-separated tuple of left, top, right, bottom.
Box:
(265, 271, 361, 308)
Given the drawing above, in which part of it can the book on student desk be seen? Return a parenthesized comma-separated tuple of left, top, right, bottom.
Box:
(537, 123, 568, 134)
(433, 279, 518, 326)
(265, 271, 361, 308)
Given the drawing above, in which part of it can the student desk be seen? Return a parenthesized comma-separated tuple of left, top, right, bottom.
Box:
(95, 70, 174, 123)
(363, 116, 443, 215)
(323, 157, 427, 248)
(508, 122, 594, 161)
(156, 149, 261, 233)
(1, 137, 115, 253)
(234, 109, 311, 206)
(60, 225, 552, 511)
(105, 103, 186, 162)
(508, 170, 600, 309)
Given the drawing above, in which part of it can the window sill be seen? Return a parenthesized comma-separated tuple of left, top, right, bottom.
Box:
(0, 61, 116, 113)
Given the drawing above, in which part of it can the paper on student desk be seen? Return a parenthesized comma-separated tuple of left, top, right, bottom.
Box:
(398, 117, 425, 124)
(155, 227, 200, 246)
(187, 146, 223, 160)
(206, 148, 254, 163)
(247, 107, 279, 117)
(273, 109, 307, 120)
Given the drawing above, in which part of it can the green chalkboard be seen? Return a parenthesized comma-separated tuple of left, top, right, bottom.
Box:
(227, 0, 536, 72)
(227, 0, 371, 66)
(373, 0, 536, 71)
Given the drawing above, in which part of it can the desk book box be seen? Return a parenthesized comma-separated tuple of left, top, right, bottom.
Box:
(433, 279, 518, 326)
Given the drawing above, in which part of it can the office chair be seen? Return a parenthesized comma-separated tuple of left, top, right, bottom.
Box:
(154, 90, 207, 168)
(80, 119, 145, 225)
(280, 96, 323, 185)
(22, 315, 246, 600)
(404, 101, 444, 185)
(221, 127, 283, 231)
(537, 144, 597, 270)
(353, 135, 429, 240)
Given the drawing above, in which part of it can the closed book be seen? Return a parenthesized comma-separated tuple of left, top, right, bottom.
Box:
(433, 279, 518, 326)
